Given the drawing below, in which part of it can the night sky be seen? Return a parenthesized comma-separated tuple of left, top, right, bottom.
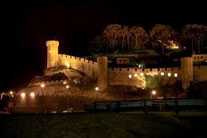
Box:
(0, 1, 206, 91)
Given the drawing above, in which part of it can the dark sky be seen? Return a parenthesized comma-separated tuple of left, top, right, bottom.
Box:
(0, 1, 206, 91)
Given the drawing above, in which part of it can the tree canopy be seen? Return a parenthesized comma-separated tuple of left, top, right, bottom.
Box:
(90, 24, 207, 55)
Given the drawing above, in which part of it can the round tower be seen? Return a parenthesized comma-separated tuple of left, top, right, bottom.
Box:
(97, 56, 108, 91)
(181, 56, 193, 90)
(46, 40, 59, 68)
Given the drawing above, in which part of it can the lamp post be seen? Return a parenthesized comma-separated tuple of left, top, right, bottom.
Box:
(66, 85, 70, 111)
(151, 90, 156, 100)
(40, 83, 45, 96)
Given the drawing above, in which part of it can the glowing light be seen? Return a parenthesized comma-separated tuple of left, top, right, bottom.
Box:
(174, 73, 178, 77)
(95, 87, 99, 91)
(160, 72, 165, 76)
(30, 92, 35, 98)
(167, 73, 171, 77)
(65, 61, 70, 68)
(152, 90, 156, 95)
(20, 92, 26, 98)
(63, 81, 67, 84)
(65, 85, 70, 89)
(9, 91, 13, 95)
(140, 72, 144, 77)
(134, 73, 138, 77)
(40, 83, 45, 88)
(46, 40, 59, 47)
(128, 74, 132, 78)
(167, 40, 180, 49)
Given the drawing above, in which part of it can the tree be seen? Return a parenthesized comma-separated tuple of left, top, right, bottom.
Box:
(131, 26, 148, 49)
(103, 24, 122, 52)
(182, 24, 207, 53)
(150, 24, 176, 53)
(119, 26, 129, 50)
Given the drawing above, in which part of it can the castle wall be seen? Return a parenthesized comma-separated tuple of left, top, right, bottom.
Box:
(193, 54, 207, 62)
(58, 54, 98, 79)
(108, 67, 181, 88)
(193, 66, 207, 83)
(97, 56, 108, 91)
(181, 57, 193, 90)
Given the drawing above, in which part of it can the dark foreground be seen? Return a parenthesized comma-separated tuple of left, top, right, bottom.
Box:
(0, 112, 207, 138)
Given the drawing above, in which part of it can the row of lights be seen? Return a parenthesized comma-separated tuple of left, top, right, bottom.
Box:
(128, 72, 178, 78)
(20, 81, 70, 99)
(20, 92, 35, 99)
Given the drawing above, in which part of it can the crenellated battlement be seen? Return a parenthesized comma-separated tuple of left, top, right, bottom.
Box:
(58, 54, 97, 65)
(45, 40, 207, 91)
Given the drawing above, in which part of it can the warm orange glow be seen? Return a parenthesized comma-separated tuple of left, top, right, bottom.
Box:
(152, 90, 156, 95)
(46, 40, 59, 47)
(174, 73, 178, 77)
(167, 73, 171, 77)
(20, 92, 26, 98)
(140, 72, 144, 77)
(65, 85, 70, 89)
(160, 72, 165, 76)
(128, 74, 132, 78)
(40, 83, 45, 88)
(9, 91, 13, 95)
(30, 92, 35, 98)
(95, 87, 99, 91)
(63, 81, 67, 84)
(134, 73, 138, 77)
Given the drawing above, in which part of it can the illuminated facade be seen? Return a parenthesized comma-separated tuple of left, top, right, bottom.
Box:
(46, 40, 207, 91)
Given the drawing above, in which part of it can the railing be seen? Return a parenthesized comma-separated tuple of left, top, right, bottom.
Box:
(85, 98, 207, 113)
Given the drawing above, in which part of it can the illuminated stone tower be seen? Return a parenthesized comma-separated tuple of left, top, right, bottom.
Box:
(46, 40, 59, 68)
(181, 56, 193, 90)
(97, 56, 108, 91)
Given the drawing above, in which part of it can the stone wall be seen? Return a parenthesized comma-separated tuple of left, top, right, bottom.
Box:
(108, 67, 181, 88)
(193, 66, 207, 83)
(58, 54, 98, 79)
(193, 54, 207, 62)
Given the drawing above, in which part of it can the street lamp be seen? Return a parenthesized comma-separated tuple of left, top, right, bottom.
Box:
(40, 83, 45, 88)
(151, 90, 156, 100)
(95, 87, 99, 91)
(128, 74, 132, 79)
(30, 92, 35, 98)
(65, 85, 70, 89)
(20, 92, 26, 99)
(160, 72, 165, 76)
(40, 83, 45, 95)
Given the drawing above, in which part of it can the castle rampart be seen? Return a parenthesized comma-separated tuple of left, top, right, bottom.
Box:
(45, 40, 207, 91)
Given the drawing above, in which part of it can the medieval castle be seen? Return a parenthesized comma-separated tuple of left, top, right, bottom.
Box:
(45, 40, 207, 92)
